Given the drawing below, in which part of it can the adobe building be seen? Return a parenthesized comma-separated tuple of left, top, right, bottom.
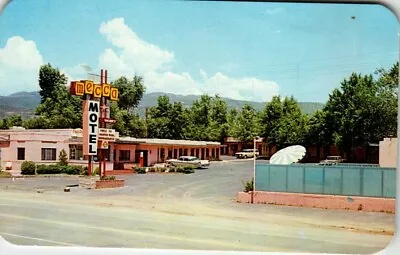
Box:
(221, 137, 268, 156)
(379, 137, 397, 168)
(0, 128, 221, 172)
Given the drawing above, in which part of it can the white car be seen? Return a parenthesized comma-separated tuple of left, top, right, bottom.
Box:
(166, 156, 210, 169)
(319, 156, 344, 165)
(235, 149, 259, 159)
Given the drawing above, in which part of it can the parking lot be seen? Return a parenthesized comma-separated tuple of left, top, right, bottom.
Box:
(0, 161, 395, 253)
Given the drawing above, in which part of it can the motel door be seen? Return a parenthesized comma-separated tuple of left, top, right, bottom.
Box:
(135, 150, 149, 167)
(201, 148, 205, 160)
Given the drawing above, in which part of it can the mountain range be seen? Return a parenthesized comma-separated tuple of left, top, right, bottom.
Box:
(0, 91, 324, 118)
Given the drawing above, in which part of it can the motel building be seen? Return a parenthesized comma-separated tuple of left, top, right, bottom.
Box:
(0, 127, 221, 172)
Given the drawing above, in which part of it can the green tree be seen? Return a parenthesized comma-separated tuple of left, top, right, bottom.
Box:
(38, 63, 68, 103)
(260, 96, 283, 146)
(147, 96, 173, 139)
(186, 95, 213, 141)
(322, 68, 397, 161)
(259, 96, 307, 149)
(227, 108, 239, 137)
(112, 76, 145, 112)
(273, 97, 308, 148)
(168, 102, 189, 140)
(0, 115, 23, 129)
(231, 104, 260, 142)
(23, 116, 51, 129)
(34, 64, 82, 128)
(209, 95, 229, 142)
(111, 102, 146, 137)
(58, 149, 68, 166)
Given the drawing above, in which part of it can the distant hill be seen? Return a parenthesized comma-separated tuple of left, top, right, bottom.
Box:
(0, 91, 40, 118)
(0, 91, 324, 118)
(137, 92, 324, 115)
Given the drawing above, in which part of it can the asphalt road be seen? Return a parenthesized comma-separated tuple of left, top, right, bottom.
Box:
(0, 161, 395, 253)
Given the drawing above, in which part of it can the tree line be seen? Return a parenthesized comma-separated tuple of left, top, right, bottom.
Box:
(1, 62, 398, 161)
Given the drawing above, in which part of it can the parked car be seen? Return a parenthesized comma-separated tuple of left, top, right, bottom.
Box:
(166, 156, 210, 168)
(319, 156, 344, 165)
(235, 149, 259, 159)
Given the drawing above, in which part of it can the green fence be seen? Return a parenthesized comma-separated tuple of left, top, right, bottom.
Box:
(255, 163, 396, 198)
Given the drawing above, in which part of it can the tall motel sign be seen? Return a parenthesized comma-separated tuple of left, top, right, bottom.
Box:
(69, 69, 119, 176)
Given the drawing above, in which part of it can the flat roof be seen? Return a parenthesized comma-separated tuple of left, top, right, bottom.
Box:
(117, 137, 221, 146)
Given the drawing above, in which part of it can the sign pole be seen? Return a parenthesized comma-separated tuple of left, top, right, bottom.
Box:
(86, 95, 93, 177)
(69, 69, 118, 178)
(103, 70, 108, 175)
(99, 69, 104, 178)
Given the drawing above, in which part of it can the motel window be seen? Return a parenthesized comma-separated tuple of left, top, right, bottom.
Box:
(160, 148, 165, 161)
(17, 148, 25, 160)
(69, 144, 83, 160)
(41, 148, 56, 161)
(106, 148, 111, 161)
(119, 150, 130, 161)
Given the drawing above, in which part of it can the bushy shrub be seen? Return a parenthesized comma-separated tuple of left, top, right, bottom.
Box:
(21, 161, 36, 175)
(58, 149, 68, 166)
(93, 167, 100, 176)
(81, 166, 88, 176)
(158, 167, 167, 172)
(134, 167, 146, 174)
(183, 165, 195, 171)
(36, 164, 62, 174)
(243, 178, 254, 193)
(62, 165, 82, 175)
(173, 166, 195, 174)
(100, 175, 116, 181)
(148, 167, 156, 172)
(0, 171, 11, 178)
(36, 164, 84, 175)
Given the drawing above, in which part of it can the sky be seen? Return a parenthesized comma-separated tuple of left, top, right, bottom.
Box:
(0, 0, 398, 103)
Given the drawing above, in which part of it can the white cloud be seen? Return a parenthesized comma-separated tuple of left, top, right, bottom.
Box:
(1, 18, 280, 102)
(0, 36, 44, 95)
(199, 69, 208, 80)
(98, 17, 280, 102)
(201, 72, 279, 102)
(99, 17, 174, 74)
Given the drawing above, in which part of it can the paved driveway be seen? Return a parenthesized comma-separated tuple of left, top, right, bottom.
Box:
(0, 161, 395, 253)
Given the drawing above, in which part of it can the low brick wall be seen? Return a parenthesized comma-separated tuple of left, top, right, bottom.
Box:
(237, 191, 395, 213)
(95, 180, 125, 189)
(105, 170, 135, 175)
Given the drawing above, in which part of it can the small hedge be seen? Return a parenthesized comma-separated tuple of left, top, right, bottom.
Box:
(134, 167, 146, 174)
(100, 175, 116, 181)
(0, 171, 11, 178)
(21, 161, 86, 175)
(174, 165, 195, 174)
(133, 165, 194, 174)
(21, 161, 36, 175)
(242, 178, 254, 193)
